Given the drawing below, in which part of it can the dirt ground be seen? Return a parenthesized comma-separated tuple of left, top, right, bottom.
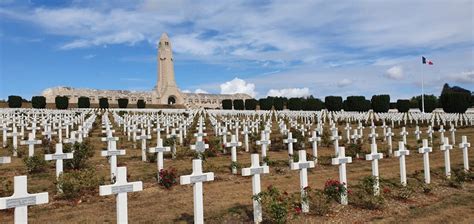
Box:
(1, 116, 473, 223)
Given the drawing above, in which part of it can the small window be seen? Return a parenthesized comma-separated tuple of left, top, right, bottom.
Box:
(165, 42, 169, 46)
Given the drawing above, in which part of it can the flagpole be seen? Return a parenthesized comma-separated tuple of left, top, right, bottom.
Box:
(421, 59, 425, 113)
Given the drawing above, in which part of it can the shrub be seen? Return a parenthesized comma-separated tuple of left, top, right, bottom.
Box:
(137, 99, 146, 108)
(253, 185, 293, 224)
(411, 94, 438, 113)
(64, 141, 94, 170)
(222, 99, 232, 110)
(272, 97, 286, 110)
(244, 99, 258, 110)
(259, 98, 273, 110)
(99, 98, 109, 109)
(77, 97, 90, 108)
(23, 155, 47, 174)
(158, 168, 178, 189)
(8, 95, 22, 108)
(325, 96, 343, 111)
(287, 97, 303, 110)
(371, 94, 390, 112)
(345, 96, 368, 111)
(440, 83, 471, 113)
(31, 96, 46, 109)
(346, 143, 363, 158)
(118, 98, 129, 108)
(323, 179, 347, 203)
(303, 96, 324, 111)
(396, 99, 410, 112)
(57, 168, 104, 199)
(55, 96, 69, 109)
(306, 188, 331, 216)
(233, 99, 244, 110)
(350, 190, 385, 210)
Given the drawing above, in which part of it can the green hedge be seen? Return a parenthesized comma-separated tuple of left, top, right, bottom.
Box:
(137, 99, 146, 108)
(287, 97, 303, 110)
(303, 97, 324, 111)
(8, 95, 22, 108)
(55, 96, 69, 109)
(233, 99, 244, 110)
(396, 99, 410, 112)
(78, 97, 90, 108)
(259, 98, 273, 110)
(440, 92, 470, 113)
(371, 95, 390, 112)
(118, 98, 128, 108)
(31, 96, 46, 109)
(99, 98, 109, 109)
(244, 99, 258, 110)
(222, 99, 232, 110)
(344, 96, 370, 111)
(325, 96, 343, 111)
(272, 97, 286, 110)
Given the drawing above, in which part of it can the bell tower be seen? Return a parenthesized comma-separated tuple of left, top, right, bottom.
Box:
(156, 33, 183, 105)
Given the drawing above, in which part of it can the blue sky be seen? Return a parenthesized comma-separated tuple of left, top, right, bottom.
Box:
(0, 0, 473, 100)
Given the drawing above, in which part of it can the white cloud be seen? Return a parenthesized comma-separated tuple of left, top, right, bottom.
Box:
(337, 78, 352, 87)
(449, 70, 474, 84)
(83, 54, 96, 59)
(220, 78, 257, 97)
(194, 88, 209, 94)
(385, 66, 404, 80)
(266, 88, 310, 98)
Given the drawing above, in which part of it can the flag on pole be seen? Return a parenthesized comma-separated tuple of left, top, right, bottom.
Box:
(422, 56, 433, 65)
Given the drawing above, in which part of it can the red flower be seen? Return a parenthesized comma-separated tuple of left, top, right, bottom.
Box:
(294, 207, 302, 214)
(383, 187, 391, 194)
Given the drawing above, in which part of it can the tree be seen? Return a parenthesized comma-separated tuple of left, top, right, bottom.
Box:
(287, 97, 303, 110)
(31, 96, 46, 109)
(345, 96, 368, 111)
(244, 99, 258, 110)
(117, 98, 128, 108)
(272, 97, 286, 110)
(137, 99, 146, 108)
(233, 99, 244, 110)
(371, 95, 390, 112)
(8, 95, 22, 108)
(55, 96, 69, 109)
(99, 98, 109, 109)
(439, 83, 471, 113)
(77, 97, 90, 108)
(222, 99, 232, 110)
(259, 98, 273, 110)
(396, 99, 410, 112)
(325, 96, 343, 111)
(410, 95, 438, 112)
(303, 96, 324, 111)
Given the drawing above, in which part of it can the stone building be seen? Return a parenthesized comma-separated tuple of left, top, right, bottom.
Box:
(42, 33, 251, 108)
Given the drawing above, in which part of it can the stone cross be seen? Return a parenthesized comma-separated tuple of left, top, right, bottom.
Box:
(241, 126, 250, 152)
(449, 125, 456, 145)
(290, 150, 315, 213)
(99, 167, 143, 224)
(41, 126, 56, 141)
(283, 132, 298, 164)
(308, 130, 320, 163)
(135, 129, 151, 162)
(64, 131, 78, 145)
(226, 134, 242, 174)
(381, 121, 388, 142)
(365, 143, 383, 195)
(394, 141, 410, 186)
(7, 126, 20, 156)
(220, 127, 228, 145)
(458, 135, 470, 172)
(101, 133, 119, 151)
(45, 143, 73, 179)
(440, 137, 453, 178)
(242, 154, 269, 223)
(344, 123, 352, 143)
(166, 128, 178, 159)
(438, 125, 446, 144)
(180, 159, 214, 224)
(26, 123, 40, 140)
(129, 125, 139, 142)
(149, 138, 171, 180)
(102, 141, 126, 181)
(399, 127, 409, 145)
(385, 127, 394, 156)
(256, 131, 271, 166)
(0, 176, 49, 223)
(351, 129, 360, 144)
(20, 133, 41, 157)
(331, 147, 352, 205)
(330, 127, 342, 156)
(0, 156, 11, 164)
(153, 124, 164, 141)
(418, 139, 432, 184)
(426, 125, 434, 145)
(368, 128, 378, 145)
(414, 126, 422, 141)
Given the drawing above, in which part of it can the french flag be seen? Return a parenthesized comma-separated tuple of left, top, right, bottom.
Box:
(422, 56, 433, 65)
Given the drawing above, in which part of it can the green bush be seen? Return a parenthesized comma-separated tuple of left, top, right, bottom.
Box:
(323, 179, 347, 203)
(253, 185, 293, 224)
(325, 96, 343, 111)
(8, 95, 22, 108)
(371, 94, 390, 112)
(57, 168, 104, 199)
(64, 141, 94, 170)
(137, 99, 146, 108)
(233, 99, 244, 110)
(396, 99, 410, 112)
(222, 99, 232, 110)
(244, 99, 258, 110)
(99, 98, 109, 109)
(344, 96, 369, 111)
(77, 97, 90, 108)
(259, 98, 273, 110)
(410, 94, 438, 113)
(350, 190, 385, 210)
(303, 96, 324, 111)
(31, 96, 46, 109)
(272, 97, 286, 110)
(158, 168, 178, 189)
(287, 97, 303, 110)
(117, 98, 128, 108)
(307, 189, 331, 216)
(440, 83, 471, 113)
(55, 96, 69, 109)
(23, 155, 47, 174)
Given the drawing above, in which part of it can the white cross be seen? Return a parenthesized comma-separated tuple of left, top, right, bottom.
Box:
(418, 139, 432, 184)
(331, 127, 342, 155)
(283, 132, 298, 163)
(331, 147, 352, 205)
(45, 143, 73, 179)
(290, 150, 315, 213)
(440, 137, 453, 178)
(256, 131, 271, 165)
(241, 126, 250, 152)
(226, 134, 242, 174)
(20, 133, 41, 157)
(0, 156, 11, 164)
(180, 159, 214, 224)
(64, 131, 78, 145)
(426, 125, 434, 145)
(0, 176, 49, 223)
(368, 128, 378, 145)
(242, 154, 269, 223)
(414, 126, 422, 141)
(41, 126, 56, 141)
(101, 132, 119, 151)
(365, 143, 383, 195)
(458, 135, 470, 172)
(385, 127, 394, 156)
(344, 123, 352, 143)
(99, 167, 143, 224)
(153, 124, 164, 141)
(450, 125, 456, 145)
(399, 127, 409, 145)
(102, 141, 126, 181)
(7, 126, 20, 155)
(2, 123, 12, 148)
(135, 129, 151, 162)
(439, 125, 446, 144)
(394, 141, 410, 186)
(149, 138, 171, 180)
(308, 130, 320, 163)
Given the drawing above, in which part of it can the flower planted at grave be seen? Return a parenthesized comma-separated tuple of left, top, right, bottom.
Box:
(229, 161, 241, 172)
(253, 185, 293, 224)
(158, 168, 177, 189)
(323, 179, 347, 203)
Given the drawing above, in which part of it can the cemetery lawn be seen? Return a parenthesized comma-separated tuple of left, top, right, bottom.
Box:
(1, 119, 474, 223)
